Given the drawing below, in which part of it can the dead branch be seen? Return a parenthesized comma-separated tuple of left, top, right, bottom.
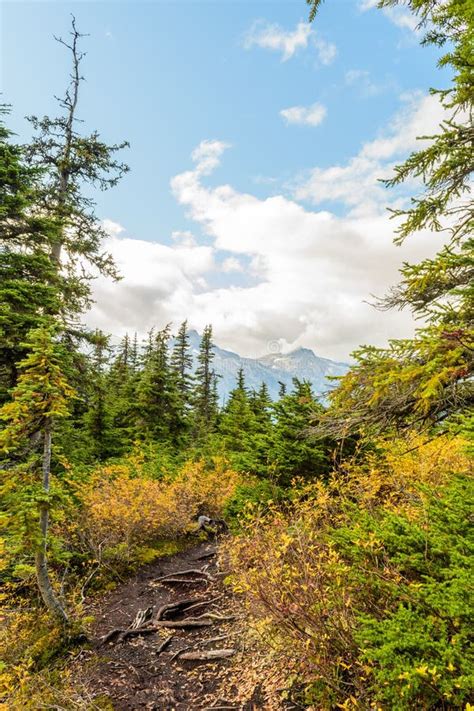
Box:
(192, 550, 216, 561)
(189, 612, 235, 622)
(169, 644, 194, 663)
(154, 619, 215, 629)
(201, 634, 230, 646)
(130, 606, 153, 629)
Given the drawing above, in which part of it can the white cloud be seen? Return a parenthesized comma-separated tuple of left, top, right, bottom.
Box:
(345, 69, 384, 97)
(88, 233, 215, 338)
(89, 93, 445, 362)
(191, 139, 230, 175)
(222, 257, 244, 273)
(294, 92, 446, 215)
(280, 102, 327, 127)
(243, 20, 311, 61)
(243, 20, 336, 65)
(313, 35, 337, 65)
(103, 219, 125, 237)
(359, 0, 419, 32)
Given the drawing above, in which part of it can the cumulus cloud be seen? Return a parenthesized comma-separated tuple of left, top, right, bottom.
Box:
(88, 93, 445, 361)
(280, 102, 327, 127)
(222, 257, 244, 273)
(294, 92, 446, 215)
(359, 0, 419, 32)
(191, 139, 230, 175)
(88, 231, 215, 339)
(243, 20, 336, 65)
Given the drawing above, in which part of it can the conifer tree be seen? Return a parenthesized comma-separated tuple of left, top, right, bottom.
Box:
(170, 321, 194, 441)
(138, 325, 183, 443)
(24, 18, 128, 328)
(307, 0, 474, 436)
(250, 382, 273, 429)
(83, 330, 115, 460)
(272, 379, 329, 483)
(220, 369, 254, 451)
(193, 325, 219, 436)
(0, 107, 60, 401)
(106, 333, 140, 449)
(0, 326, 74, 625)
(171, 321, 193, 397)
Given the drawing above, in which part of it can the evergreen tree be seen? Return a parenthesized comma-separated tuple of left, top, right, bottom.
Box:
(138, 326, 183, 443)
(0, 326, 74, 625)
(272, 379, 330, 484)
(219, 369, 253, 451)
(171, 321, 193, 398)
(83, 330, 115, 460)
(1, 19, 128, 403)
(219, 373, 274, 475)
(23, 18, 128, 328)
(250, 382, 273, 430)
(193, 325, 218, 436)
(106, 333, 140, 450)
(170, 321, 194, 441)
(307, 0, 474, 436)
(0, 107, 60, 401)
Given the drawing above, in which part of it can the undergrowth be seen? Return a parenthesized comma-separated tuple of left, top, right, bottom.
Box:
(225, 434, 474, 710)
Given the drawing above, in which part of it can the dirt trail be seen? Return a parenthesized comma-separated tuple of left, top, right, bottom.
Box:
(72, 542, 264, 710)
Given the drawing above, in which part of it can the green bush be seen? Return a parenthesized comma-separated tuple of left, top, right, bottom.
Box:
(336, 475, 474, 709)
(224, 479, 286, 525)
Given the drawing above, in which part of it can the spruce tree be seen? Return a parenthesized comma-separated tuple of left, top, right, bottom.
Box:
(83, 330, 115, 460)
(0, 326, 74, 625)
(170, 321, 194, 442)
(138, 325, 183, 443)
(193, 326, 218, 436)
(272, 379, 329, 484)
(24, 18, 128, 328)
(106, 333, 140, 450)
(307, 0, 473, 436)
(0, 107, 60, 401)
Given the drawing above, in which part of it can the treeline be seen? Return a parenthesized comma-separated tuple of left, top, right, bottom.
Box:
(66, 321, 333, 483)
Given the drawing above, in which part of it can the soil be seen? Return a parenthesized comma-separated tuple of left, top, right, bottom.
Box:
(72, 541, 267, 710)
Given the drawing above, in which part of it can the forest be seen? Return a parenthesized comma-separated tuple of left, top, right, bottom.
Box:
(0, 0, 472, 709)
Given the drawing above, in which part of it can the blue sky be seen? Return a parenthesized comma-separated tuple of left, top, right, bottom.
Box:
(1, 1, 450, 360)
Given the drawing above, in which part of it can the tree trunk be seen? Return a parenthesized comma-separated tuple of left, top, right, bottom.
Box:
(35, 417, 69, 627)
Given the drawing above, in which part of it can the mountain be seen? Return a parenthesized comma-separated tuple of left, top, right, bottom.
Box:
(184, 330, 349, 404)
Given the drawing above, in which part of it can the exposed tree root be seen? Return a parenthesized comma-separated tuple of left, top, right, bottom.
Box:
(179, 649, 236, 661)
(155, 568, 215, 582)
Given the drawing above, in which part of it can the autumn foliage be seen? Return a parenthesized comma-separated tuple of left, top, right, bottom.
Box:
(225, 435, 473, 709)
(73, 454, 241, 564)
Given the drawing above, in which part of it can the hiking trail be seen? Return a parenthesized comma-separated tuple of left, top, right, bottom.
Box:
(71, 541, 275, 710)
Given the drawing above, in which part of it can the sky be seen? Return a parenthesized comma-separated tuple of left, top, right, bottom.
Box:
(1, 0, 450, 361)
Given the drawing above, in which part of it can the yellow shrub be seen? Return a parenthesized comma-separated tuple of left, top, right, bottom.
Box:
(225, 434, 472, 708)
(72, 454, 241, 564)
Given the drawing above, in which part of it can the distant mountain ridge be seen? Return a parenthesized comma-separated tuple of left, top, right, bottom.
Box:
(183, 330, 349, 403)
